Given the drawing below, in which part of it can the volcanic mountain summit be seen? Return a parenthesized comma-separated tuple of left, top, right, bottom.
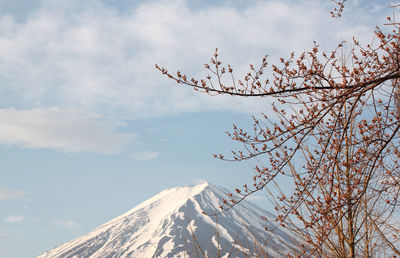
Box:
(38, 182, 298, 257)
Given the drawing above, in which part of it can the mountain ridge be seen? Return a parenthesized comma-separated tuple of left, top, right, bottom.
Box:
(38, 182, 299, 257)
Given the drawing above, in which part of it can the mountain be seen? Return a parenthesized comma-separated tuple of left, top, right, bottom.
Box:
(38, 182, 299, 257)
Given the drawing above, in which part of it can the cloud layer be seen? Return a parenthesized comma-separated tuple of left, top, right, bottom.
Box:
(0, 187, 26, 200)
(0, 0, 386, 119)
(4, 216, 25, 223)
(49, 219, 80, 230)
(0, 108, 135, 153)
(130, 151, 159, 160)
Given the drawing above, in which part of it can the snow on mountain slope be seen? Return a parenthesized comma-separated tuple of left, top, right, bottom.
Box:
(38, 182, 299, 258)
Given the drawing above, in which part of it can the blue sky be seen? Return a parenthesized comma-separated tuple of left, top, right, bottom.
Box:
(0, 0, 394, 257)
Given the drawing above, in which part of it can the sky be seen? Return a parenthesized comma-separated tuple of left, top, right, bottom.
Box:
(0, 0, 395, 257)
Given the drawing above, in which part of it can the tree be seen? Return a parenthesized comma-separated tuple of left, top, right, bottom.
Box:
(157, 1, 400, 256)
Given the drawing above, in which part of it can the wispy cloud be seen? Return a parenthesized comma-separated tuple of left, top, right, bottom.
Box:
(190, 178, 208, 185)
(0, 108, 136, 153)
(49, 220, 80, 230)
(130, 151, 159, 160)
(0, 0, 385, 119)
(0, 187, 26, 201)
(4, 215, 25, 223)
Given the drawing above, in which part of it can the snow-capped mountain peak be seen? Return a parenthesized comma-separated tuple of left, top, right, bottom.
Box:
(38, 182, 298, 258)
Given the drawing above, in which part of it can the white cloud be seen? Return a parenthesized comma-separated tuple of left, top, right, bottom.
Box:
(4, 215, 25, 223)
(0, 0, 389, 119)
(130, 151, 159, 160)
(0, 108, 136, 153)
(50, 219, 80, 230)
(189, 178, 208, 185)
(0, 187, 26, 200)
